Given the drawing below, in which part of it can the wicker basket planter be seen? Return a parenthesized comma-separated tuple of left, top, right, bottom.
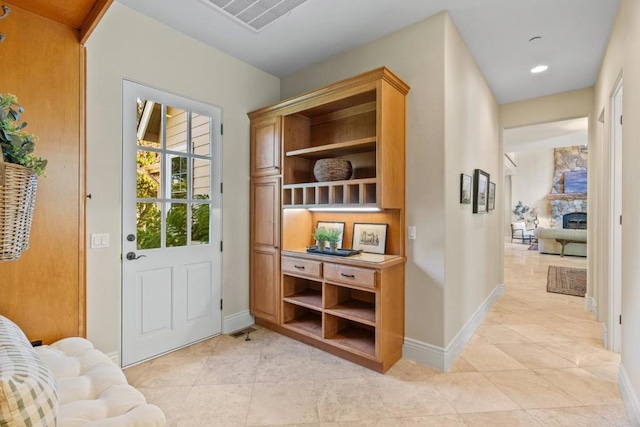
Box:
(0, 160, 38, 261)
(313, 158, 353, 182)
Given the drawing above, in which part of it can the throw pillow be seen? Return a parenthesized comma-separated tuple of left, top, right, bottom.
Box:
(0, 315, 58, 427)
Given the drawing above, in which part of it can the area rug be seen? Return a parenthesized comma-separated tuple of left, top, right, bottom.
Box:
(528, 243, 538, 251)
(547, 266, 586, 297)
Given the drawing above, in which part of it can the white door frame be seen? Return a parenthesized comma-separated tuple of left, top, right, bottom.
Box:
(608, 76, 623, 352)
(121, 79, 223, 366)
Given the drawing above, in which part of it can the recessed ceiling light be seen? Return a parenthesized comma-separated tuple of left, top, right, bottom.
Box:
(531, 65, 549, 74)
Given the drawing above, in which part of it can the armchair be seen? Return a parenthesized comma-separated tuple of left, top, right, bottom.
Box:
(511, 221, 535, 244)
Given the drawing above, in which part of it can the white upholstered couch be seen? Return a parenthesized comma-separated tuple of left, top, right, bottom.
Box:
(0, 315, 165, 426)
(534, 227, 587, 257)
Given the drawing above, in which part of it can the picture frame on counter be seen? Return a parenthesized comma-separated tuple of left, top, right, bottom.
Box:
(352, 223, 388, 254)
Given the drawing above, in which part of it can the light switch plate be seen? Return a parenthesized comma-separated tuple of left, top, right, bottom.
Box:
(90, 233, 110, 248)
(408, 226, 417, 240)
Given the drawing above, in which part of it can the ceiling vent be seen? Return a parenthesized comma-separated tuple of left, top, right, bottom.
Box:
(203, 0, 309, 32)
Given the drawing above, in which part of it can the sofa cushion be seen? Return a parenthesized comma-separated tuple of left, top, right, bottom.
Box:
(0, 315, 59, 427)
(35, 338, 165, 427)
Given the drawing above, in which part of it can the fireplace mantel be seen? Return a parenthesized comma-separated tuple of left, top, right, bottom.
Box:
(547, 193, 587, 201)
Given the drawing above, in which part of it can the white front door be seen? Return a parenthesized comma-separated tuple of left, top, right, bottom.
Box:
(121, 81, 222, 367)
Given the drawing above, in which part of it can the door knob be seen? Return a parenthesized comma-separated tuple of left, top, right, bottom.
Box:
(126, 252, 146, 261)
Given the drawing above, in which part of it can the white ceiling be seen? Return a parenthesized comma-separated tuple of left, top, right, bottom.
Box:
(116, 0, 619, 104)
(504, 118, 589, 153)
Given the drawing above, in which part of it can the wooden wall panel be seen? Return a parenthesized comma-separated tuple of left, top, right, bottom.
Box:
(0, 4, 84, 343)
(5, 0, 97, 29)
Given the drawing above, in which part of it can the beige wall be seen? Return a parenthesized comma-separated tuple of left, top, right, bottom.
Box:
(510, 148, 555, 229)
(282, 11, 503, 351)
(85, 3, 280, 355)
(284, 12, 448, 346)
(591, 0, 640, 415)
(501, 87, 593, 129)
(442, 16, 502, 344)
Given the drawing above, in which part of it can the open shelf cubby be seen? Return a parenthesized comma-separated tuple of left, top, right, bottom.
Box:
(282, 178, 377, 208)
(324, 284, 376, 326)
(324, 313, 376, 358)
(283, 276, 322, 310)
(283, 302, 322, 338)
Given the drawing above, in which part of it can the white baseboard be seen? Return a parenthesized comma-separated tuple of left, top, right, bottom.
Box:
(601, 322, 608, 349)
(403, 283, 505, 371)
(106, 351, 119, 366)
(619, 364, 640, 425)
(223, 310, 255, 334)
(585, 296, 597, 318)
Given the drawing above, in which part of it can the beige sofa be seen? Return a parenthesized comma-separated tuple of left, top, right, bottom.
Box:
(534, 227, 587, 257)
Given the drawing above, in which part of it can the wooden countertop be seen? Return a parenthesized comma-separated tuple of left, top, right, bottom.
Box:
(282, 248, 406, 269)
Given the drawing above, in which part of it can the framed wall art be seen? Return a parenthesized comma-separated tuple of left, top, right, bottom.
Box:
(488, 181, 496, 210)
(460, 173, 472, 204)
(352, 223, 388, 254)
(316, 221, 345, 249)
(473, 169, 490, 214)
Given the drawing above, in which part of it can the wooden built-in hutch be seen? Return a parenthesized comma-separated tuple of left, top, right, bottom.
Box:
(248, 67, 409, 372)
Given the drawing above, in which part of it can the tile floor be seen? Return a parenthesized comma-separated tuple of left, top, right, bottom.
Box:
(125, 243, 632, 426)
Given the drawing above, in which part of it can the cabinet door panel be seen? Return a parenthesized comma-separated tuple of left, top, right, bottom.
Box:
(250, 247, 279, 323)
(250, 176, 281, 323)
(251, 116, 281, 176)
(254, 182, 277, 246)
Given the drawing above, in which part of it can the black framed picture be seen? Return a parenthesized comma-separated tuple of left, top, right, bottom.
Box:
(488, 182, 496, 210)
(352, 223, 388, 254)
(460, 174, 472, 204)
(473, 169, 490, 214)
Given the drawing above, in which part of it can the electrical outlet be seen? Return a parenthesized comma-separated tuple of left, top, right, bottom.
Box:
(408, 226, 417, 240)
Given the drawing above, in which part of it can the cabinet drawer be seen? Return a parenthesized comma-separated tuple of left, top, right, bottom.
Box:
(324, 263, 376, 288)
(282, 257, 322, 278)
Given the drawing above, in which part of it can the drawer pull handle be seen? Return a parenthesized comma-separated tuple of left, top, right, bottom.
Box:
(341, 273, 355, 278)
(294, 265, 305, 269)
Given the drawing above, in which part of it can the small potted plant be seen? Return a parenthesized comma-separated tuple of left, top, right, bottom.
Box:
(326, 227, 342, 252)
(312, 227, 329, 251)
(0, 93, 47, 261)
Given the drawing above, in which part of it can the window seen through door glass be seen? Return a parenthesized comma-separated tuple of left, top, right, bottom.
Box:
(170, 156, 188, 199)
(135, 98, 214, 250)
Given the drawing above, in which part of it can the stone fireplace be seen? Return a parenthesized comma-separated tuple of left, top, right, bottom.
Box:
(546, 146, 587, 228)
(563, 212, 587, 229)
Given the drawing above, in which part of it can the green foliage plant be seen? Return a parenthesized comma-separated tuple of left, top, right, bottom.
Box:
(0, 94, 47, 176)
(325, 227, 341, 244)
(313, 227, 329, 248)
(512, 200, 530, 221)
